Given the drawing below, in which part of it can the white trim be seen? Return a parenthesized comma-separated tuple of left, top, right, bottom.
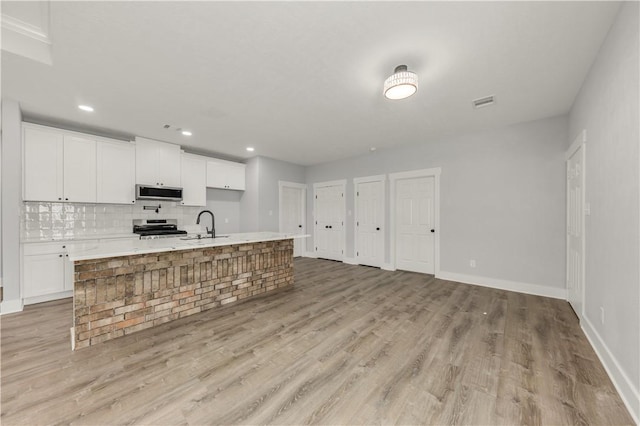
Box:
(23, 291, 73, 306)
(381, 263, 396, 271)
(389, 168, 441, 275)
(312, 179, 347, 262)
(343, 257, 358, 265)
(582, 316, 640, 424)
(565, 129, 587, 161)
(353, 174, 386, 268)
(278, 181, 307, 258)
(0, 299, 24, 315)
(437, 271, 567, 300)
(566, 130, 586, 322)
(304, 251, 317, 258)
(313, 179, 347, 189)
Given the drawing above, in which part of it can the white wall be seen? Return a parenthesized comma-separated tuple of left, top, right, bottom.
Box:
(1, 99, 23, 313)
(240, 157, 260, 232)
(568, 2, 639, 421)
(306, 115, 568, 296)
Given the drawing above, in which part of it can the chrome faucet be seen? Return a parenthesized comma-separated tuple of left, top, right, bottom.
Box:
(196, 210, 215, 238)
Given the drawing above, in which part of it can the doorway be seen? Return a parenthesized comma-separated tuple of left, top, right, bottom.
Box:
(566, 131, 586, 320)
(278, 181, 307, 257)
(390, 168, 441, 275)
(313, 180, 346, 261)
(354, 175, 385, 268)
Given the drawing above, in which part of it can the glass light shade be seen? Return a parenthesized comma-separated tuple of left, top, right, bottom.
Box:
(383, 65, 418, 100)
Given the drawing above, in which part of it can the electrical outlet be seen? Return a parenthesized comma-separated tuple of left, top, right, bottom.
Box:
(600, 307, 605, 324)
(469, 259, 476, 268)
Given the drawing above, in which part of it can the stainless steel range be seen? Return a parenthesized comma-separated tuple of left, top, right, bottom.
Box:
(133, 219, 187, 239)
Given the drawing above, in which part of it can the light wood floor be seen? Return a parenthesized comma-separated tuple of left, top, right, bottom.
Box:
(1, 258, 633, 425)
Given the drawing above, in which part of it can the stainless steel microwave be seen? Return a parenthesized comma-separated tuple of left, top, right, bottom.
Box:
(135, 184, 183, 202)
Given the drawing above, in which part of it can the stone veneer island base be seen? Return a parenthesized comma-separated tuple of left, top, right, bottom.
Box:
(73, 239, 293, 349)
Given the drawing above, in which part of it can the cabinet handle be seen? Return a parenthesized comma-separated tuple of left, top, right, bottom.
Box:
(58, 197, 62, 201)
(65, 254, 69, 257)
(62, 245, 66, 248)
(65, 198, 69, 201)
(59, 254, 63, 257)
(376, 227, 380, 231)
(132, 201, 135, 203)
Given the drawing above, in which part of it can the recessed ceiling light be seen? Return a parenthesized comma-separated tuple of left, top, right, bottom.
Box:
(181, 130, 192, 136)
(78, 105, 94, 112)
(370, 147, 377, 152)
(246, 147, 255, 152)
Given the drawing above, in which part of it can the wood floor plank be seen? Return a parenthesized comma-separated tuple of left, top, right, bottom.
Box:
(1, 258, 634, 425)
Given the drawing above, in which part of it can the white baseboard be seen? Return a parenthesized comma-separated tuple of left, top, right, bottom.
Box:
(343, 257, 358, 265)
(0, 299, 24, 315)
(24, 291, 73, 306)
(303, 251, 317, 258)
(381, 263, 396, 271)
(581, 316, 639, 424)
(437, 271, 566, 300)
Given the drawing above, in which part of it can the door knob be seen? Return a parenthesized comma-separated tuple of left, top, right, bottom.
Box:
(298, 225, 302, 228)
(431, 229, 435, 233)
(376, 227, 380, 231)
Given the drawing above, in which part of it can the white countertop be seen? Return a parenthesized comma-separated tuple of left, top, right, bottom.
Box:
(67, 232, 309, 261)
(22, 233, 140, 244)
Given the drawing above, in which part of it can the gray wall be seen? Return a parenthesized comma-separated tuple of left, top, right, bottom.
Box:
(1, 99, 23, 311)
(569, 1, 639, 415)
(240, 157, 260, 232)
(240, 156, 305, 233)
(206, 188, 241, 234)
(306, 115, 568, 291)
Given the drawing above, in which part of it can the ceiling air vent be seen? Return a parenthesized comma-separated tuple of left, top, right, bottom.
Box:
(472, 95, 495, 109)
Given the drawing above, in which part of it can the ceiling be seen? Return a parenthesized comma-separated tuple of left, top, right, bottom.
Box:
(1, 1, 621, 166)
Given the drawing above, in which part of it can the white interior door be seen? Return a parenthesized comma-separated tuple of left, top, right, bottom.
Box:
(395, 176, 435, 274)
(355, 179, 384, 267)
(567, 143, 585, 319)
(315, 183, 345, 261)
(280, 184, 305, 257)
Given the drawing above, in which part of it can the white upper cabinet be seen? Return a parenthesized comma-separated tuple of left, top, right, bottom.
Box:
(63, 135, 97, 203)
(97, 140, 136, 204)
(23, 125, 96, 203)
(180, 153, 207, 206)
(206, 159, 246, 191)
(135, 137, 181, 187)
(23, 126, 64, 202)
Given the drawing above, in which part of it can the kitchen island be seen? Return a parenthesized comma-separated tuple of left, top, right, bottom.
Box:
(68, 232, 303, 349)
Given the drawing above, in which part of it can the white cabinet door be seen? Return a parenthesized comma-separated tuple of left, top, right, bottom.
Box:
(135, 138, 160, 185)
(181, 154, 207, 206)
(226, 163, 246, 190)
(135, 137, 181, 187)
(63, 135, 97, 203)
(157, 142, 182, 187)
(206, 159, 245, 190)
(97, 140, 136, 204)
(23, 126, 64, 202)
(206, 160, 227, 188)
(23, 252, 65, 298)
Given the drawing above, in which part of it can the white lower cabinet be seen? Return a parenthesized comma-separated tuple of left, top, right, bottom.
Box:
(22, 242, 76, 304)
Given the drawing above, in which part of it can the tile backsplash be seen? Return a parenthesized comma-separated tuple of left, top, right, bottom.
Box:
(22, 201, 207, 241)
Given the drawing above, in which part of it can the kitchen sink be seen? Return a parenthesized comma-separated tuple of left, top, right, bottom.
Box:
(180, 235, 229, 241)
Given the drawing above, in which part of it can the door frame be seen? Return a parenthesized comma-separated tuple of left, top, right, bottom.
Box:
(313, 179, 347, 261)
(389, 168, 441, 274)
(278, 181, 307, 257)
(565, 130, 586, 319)
(353, 175, 386, 267)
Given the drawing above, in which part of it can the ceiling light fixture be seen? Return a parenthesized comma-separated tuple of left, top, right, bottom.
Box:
(383, 65, 418, 100)
(78, 104, 94, 112)
(181, 130, 192, 136)
(246, 147, 255, 152)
